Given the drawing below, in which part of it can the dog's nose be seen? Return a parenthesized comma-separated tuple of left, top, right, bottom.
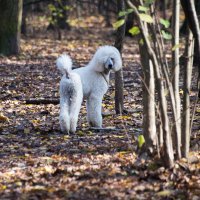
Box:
(108, 64, 113, 69)
(106, 58, 114, 70)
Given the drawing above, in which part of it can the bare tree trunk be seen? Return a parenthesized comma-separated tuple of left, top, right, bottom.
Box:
(172, 0, 181, 159)
(21, 4, 27, 35)
(115, 70, 124, 114)
(104, 0, 111, 26)
(76, 0, 82, 18)
(158, 108, 163, 149)
(181, 0, 200, 98)
(0, 0, 23, 55)
(139, 43, 157, 153)
(163, 0, 167, 19)
(182, 30, 194, 158)
(114, 0, 125, 114)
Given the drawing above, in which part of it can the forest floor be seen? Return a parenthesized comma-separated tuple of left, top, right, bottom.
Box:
(0, 15, 200, 200)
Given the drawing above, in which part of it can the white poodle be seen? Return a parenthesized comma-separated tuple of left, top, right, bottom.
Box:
(56, 45, 122, 134)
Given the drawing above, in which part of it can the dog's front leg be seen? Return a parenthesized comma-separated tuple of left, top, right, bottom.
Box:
(86, 94, 103, 127)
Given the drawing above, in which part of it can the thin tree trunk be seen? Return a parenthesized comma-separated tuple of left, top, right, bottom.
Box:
(182, 30, 194, 158)
(163, 0, 167, 19)
(158, 108, 163, 149)
(181, 0, 200, 97)
(76, 0, 82, 18)
(104, 0, 111, 26)
(0, 0, 23, 55)
(114, 0, 125, 114)
(21, 4, 27, 35)
(172, 0, 181, 159)
(139, 43, 157, 153)
(149, 2, 182, 161)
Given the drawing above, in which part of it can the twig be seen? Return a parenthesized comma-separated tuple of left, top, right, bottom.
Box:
(89, 127, 121, 132)
(25, 99, 59, 105)
(190, 91, 199, 134)
(102, 112, 115, 117)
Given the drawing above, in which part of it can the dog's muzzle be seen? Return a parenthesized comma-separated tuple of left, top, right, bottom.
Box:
(105, 58, 114, 70)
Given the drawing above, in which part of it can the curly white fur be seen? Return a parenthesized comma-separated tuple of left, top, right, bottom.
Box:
(57, 54, 83, 134)
(57, 45, 122, 133)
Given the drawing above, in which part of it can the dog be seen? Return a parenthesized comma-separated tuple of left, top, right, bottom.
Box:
(56, 45, 122, 133)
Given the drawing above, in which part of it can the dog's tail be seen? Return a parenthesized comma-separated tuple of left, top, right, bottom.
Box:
(56, 54, 72, 76)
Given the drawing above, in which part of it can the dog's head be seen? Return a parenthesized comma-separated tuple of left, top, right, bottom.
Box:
(91, 46, 122, 73)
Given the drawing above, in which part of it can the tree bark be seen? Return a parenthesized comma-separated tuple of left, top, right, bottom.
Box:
(180, 0, 200, 97)
(139, 43, 157, 153)
(182, 30, 194, 158)
(114, 0, 125, 114)
(0, 0, 23, 55)
(172, 0, 181, 159)
(21, 5, 27, 35)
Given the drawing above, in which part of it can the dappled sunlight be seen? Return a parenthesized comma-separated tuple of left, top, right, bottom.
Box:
(68, 15, 105, 28)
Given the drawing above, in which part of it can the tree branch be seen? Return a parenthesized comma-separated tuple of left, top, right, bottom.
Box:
(25, 98, 59, 105)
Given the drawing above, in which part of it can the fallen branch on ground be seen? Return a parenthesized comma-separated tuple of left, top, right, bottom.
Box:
(25, 99, 59, 105)
(89, 127, 121, 132)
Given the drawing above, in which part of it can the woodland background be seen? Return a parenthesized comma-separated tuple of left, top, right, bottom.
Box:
(0, 0, 199, 199)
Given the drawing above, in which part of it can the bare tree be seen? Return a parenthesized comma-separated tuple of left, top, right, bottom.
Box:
(139, 42, 157, 153)
(0, 0, 23, 55)
(181, 0, 200, 98)
(182, 30, 194, 158)
(114, 0, 125, 114)
(172, 0, 181, 159)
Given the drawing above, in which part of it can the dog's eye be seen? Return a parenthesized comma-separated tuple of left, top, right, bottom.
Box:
(110, 58, 115, 64)
(111, 58, 114, 61)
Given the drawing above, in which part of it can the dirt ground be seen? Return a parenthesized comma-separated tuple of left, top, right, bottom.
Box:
(0, 15, 199, 200)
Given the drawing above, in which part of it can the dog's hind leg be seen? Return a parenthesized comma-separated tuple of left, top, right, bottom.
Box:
(69, 88, 83, 133)
(69, 106, 81, 134)
(86, 94, 103, 127)
(59, 79, 71, 134)
(59, 101, 70, 134)
(69, 99, 82, 133)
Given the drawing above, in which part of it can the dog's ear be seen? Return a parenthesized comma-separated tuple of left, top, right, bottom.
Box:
(90, 59, 105, 72)
(107, 46, 122, 72)
(96, 60, 106, 72)
(89, 49, 106, 72)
